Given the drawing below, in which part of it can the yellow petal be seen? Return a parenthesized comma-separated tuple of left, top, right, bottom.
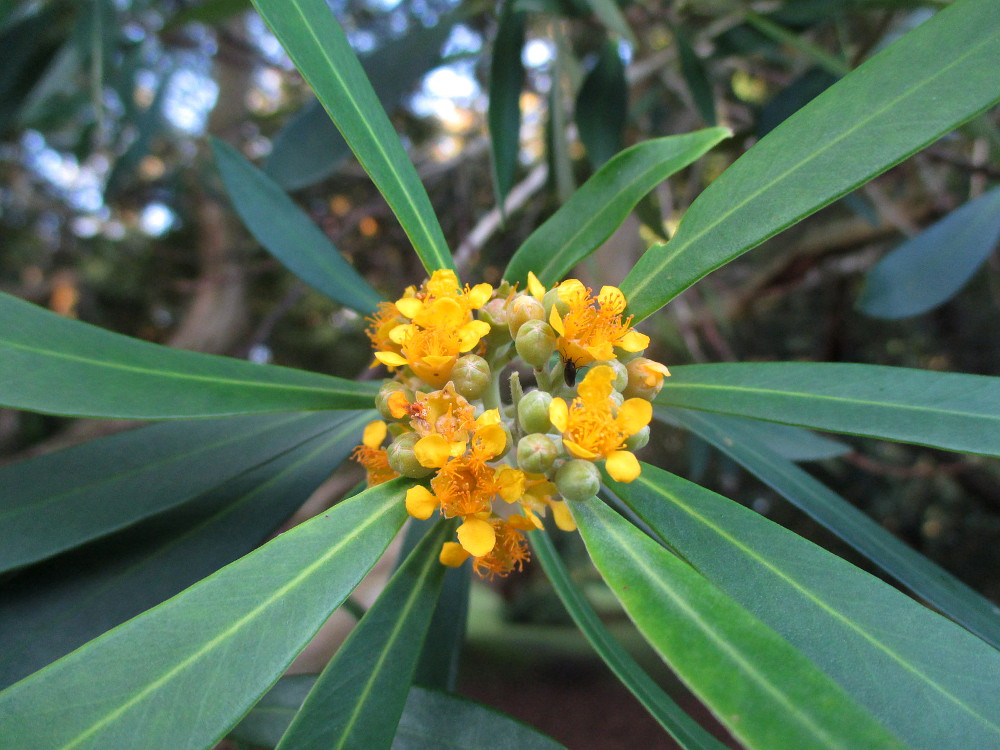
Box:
(414, 434, 452, 468)
(457, 320, 491, 352)
(468, 283, 493, 308)
(548, 398, 569, 433)
(473, 423, 507, 458)
(497, 467, 525, 502)
(548, 304, 565, 335)
(426, 296, 465, 328)
(362, 420, 387, 448)
(374, 351, 408, 367)
(527, 271, 546, 300)
(439, 541, 471, 567)
(395, 297, 423, 319)
(387, 390, 410, 419)
(405, 486, 439, 520)
(457, 517, 496, 556)
(578, 365, 615, 401)
(563, 439, 599, 460)
(388, 323, 415, 345)
(617, 329, 650, 352)
(476, 408, 501, 427)
(421, 354, 455, 369)
(550, 500, 577, 532)
(427, 269, 459, 297)
(618, 398, 653, 434)
(522, 508, 545, 530)
(606, 450, 641, 482)
(597, 285, 626, 313)
(508, 513, 538, 531)
(556, 279, 586, 304)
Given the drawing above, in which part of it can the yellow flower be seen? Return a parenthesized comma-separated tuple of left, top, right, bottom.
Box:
(548, 365, 652, 482)
(471, 519, 531, 579)
(351, 420, 399, 486)
(364, 302, 406, 369)
(526, 270, 546, 301)
(519, 474, 576, 532)
(548, 281, 649, 366)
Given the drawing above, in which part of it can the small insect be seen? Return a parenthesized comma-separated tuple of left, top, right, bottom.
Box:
(563, 357, 580, 387)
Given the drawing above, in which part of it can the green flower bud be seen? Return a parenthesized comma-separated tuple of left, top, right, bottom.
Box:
(496, 424, 514, 460)
(376, 380, 408, 420)
(451, 354, 491, 400)
(542, 288, 570, 318)
(594, 359, 628, 391)
(478, 298, 508, 329)
(623, 357, 670, 401)
(609, 390, 624, 408)
(517, 433, 558, 474)
(555, 459, 601, 502)
(387, 432, 434, 478)
(624, 426, 650, 451)
(515, 319, 556, 368)
(518, 389, 553, 433)
(507, 294, 546, 338)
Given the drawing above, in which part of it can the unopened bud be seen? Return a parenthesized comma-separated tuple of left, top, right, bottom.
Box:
(507, 294, 546, 338)
(376, 381, 408, 420)
(542, 288, 570, 318)
(452, 354, 491, 400)
(478, 298, 508, 329)
(517, 433, 558, 474)
(387, 432, 434, 478)
(518, 389, 553, 433)
(623, 357, 671, 400)
(515, 319, 556, 368)
(624, 426, 650, 451)
(555, 459, 601, 502)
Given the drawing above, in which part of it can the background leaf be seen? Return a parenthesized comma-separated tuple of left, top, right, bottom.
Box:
(489, 0, 526, 209)
(0, 292, 378, 418)
(251, 0, 454, 274)
(672, 24, 716, 126)
(575, 39, 626, 168)
(0, 411, 370, 687)
(605, 464, 1000, 750)
(621, 0, 1000, 321)
(0, 480, 410, 750)
(212, 138, 382, 314)
(858, 185, 1000, 319)
(655, 362, 1000, 457)
(504, 129, 730, 286)
(571, 496, 906, 750)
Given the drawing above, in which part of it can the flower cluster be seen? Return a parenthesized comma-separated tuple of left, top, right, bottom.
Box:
(355, 270, 670, 578)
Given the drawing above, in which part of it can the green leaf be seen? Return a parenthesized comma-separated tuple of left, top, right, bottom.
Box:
(743, 11, 850, 77)
(661, 407, 1000, 650)
(212, 138, 383, 314)
(575, 40, 627, 169)
(756, 67, 839, 138)
(504, 129, 730, 286)
(578, 0, 635, 45)
(165, 0, 250, 29)
(530, 531, 727, 750)
(0, 292, 378, 418)
(621, 0, 1000, 321)
(605, 463, 1000, 749)
(231, 675, 317, 748)
(250, 0, 454, 274)
(489, 0, 526, 209)
(655, 362, 1000, 456)
(673, 25, 716, 126)
(571, 496, 906, 750)
(0, 411, 370, 688)
(0, 411, 368, 573)
(264, 20, 453, 191)
(858, 185, 1000, 319)
(722, 418, 849, 461)
(275, 520, 449, 749)
(0, 480, 410, 750)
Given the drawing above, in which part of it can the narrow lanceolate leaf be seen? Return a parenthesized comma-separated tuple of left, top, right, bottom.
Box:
(605, 464, 1000, 749)
(0, 411, 372, 689)
(673, 24, 716, 126)
(655, 362, 1000, 457)
(504, 129, 730, 287)
(575, 40, 627, 169)
(579, 0, 635, 46)
(621, 0, 1000, 321)
(858, 185, 1000, 319)
(571, 497, 906, 750)
(275, 520, 449, 750)
(0, 411, 367, 573)
(530, 531, 727, 750)
(489, 0, 526, 209)
(212, 138, 382, 314)
(0, 480, 411, 750)
(251, 0, 454, 274)
(661, 407, 1000, 650)
(0, 292, 378, 418)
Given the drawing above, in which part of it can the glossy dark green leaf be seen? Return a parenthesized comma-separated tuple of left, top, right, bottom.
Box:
(571, 496, 906, 750)
(489, 0, 526, 208)
(858, 185, 1000, 318)
(0, 411, 370, 688)
(673, 25, 716, 126)
(622, 0, 1000, 321)
(265, 20, 453, 191)
(0, 411, 367, 573)
(0, 292, 378, 418)
(251, 0, 453, 274)
(575, 40, 626, 169)
(606, 463, 1000, 749)
(661, 407, 1000, 649)
(212, 138, 382, 314)
(725, 418, 849, 461)
(655, 362, 1000, 456)
(275, 520, 449, 749)
(530, 531, 727, 750)
(0, 480, 410, 750)
(504, 129, 730, 286)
